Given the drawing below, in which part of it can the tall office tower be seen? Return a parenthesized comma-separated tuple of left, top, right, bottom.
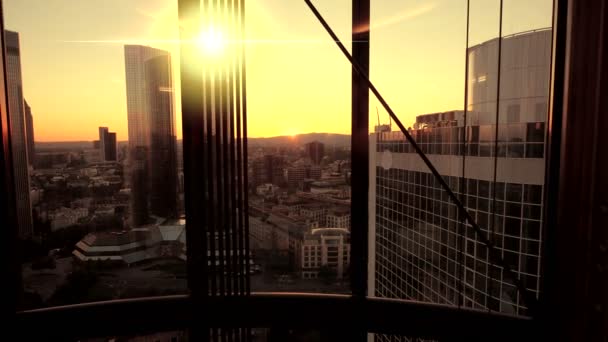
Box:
(98, 127, 108, 159)
(145, 54, 177, 218)
(369, 29, 551, 317)
(251, 155, 285, 187)
(287, 165, 307, 192)
(5, 30, 33, 238)
(104, 132, 117, 161)
(24, 99, 35, 166)
(124, 45, 176, 224)
(130, 146, 149, 225)
(251, 158, 266, 187)
(306, 141, 325, 165)
(269, 155, 286, 185)
(98, 127, 117, 161)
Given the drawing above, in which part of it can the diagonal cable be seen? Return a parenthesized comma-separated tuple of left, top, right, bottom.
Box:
(302, 0, 538, 314)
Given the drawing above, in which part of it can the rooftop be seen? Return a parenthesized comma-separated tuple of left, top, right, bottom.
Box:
(81, 230, 150, 247)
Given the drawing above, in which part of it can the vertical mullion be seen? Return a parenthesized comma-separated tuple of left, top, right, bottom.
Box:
(219, 0, 233, 296)
(490, 0, 505, 310)
(234, 0, 243, 295)
(178, 0, 207, 300)
(214, 0, 226, 296)
(235, 0, 246, 295)
(224, 0, 234, 296)
(178, 0, 210, 340)
(458, 0, 471, 309)
(240, 0, 251, 294)
(351, 0, 370, 299)
(539, 0, 566, 328)
(227, 0, 239, 296)
(204, 0, 218, 296)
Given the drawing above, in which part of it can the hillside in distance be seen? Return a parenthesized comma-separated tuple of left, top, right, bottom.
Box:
(35, 133, 350, 151)
(35, 141, 128, 152)
(248, 133, 351, 148)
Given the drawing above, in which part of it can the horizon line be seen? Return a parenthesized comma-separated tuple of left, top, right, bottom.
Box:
(33, 132, 353, 144)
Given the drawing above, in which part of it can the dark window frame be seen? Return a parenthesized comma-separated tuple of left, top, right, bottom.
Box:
(2, 0, 606, 340)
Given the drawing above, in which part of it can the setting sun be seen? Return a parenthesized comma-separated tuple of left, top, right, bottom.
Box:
(285, 128, 299, 138)
(196, 28, 226, 57)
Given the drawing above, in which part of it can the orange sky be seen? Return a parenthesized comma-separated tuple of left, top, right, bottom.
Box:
(3, 0, 552, 142)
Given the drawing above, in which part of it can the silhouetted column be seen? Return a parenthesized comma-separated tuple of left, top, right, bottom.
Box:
(351, 0, 370, 299)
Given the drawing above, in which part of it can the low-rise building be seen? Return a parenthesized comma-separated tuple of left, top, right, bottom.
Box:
(308, 165, 322, 180)
(292, 227, 350, 279)
(71, 197, 93, 209)
(73, 219, 249, 268)
(94, 207, 115, 216)
(80, 167, 98, 177)
(256, 183, 280, 196)
(249, 215, 273, 250)
(73, 220, 187, 265)
(50, 207, 89, 231)
(300, 203, 327, 226)
(82, 149, 102, 163)
(287, 166, 307, 191)
(326, 206, 350, 229)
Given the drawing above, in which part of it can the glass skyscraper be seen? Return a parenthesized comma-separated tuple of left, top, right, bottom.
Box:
(124, 45, 177, 226)
(145, 54, 177, 219)
(5, 30, 33, 238)
(24, 99, 34, 166)
(98, 126, 117, 162)
(369, 29, 552, 322)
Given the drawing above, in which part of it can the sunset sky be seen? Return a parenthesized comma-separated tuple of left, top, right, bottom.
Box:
(3, 0, 551, 142)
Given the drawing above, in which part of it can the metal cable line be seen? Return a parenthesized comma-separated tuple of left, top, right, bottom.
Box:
(457, 0, 471, 310)
(490, 0, 505, 314)
(303, 0, 539, 314)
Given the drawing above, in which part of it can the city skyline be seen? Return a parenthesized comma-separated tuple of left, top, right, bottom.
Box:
(3, 0, 552, 141)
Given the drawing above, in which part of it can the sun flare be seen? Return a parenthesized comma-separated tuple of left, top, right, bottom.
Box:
(196, 28, 226, 57)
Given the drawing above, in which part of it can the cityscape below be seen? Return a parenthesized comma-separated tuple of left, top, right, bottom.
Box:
(8, 26, 551, 314)
(3, 0, 607, 340)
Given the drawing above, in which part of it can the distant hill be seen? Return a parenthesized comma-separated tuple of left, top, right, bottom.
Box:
(36, 133, 350, 151)
(248, 133, 351, 148)
(35, 141, 93, 151)
(35, 141, 128, 152)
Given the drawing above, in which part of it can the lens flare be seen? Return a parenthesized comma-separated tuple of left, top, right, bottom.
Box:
(196, 29, 226, 57)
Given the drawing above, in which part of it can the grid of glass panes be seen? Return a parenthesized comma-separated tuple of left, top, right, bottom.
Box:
(375, 167, 462, 305)
(374, 162, 543, 315)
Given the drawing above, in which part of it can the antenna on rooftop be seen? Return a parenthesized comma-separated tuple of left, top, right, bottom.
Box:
(376, 107, 380, 128)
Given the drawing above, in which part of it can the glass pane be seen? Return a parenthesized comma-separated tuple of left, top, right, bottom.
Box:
(5, 0, 188, 310)
(247, 0, 351, 293)
(495, 0, 553, 315)
(369, 0, 468, 307)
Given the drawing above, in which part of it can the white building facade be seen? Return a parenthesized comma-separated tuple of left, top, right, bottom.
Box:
(297, 228, 350, 280)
